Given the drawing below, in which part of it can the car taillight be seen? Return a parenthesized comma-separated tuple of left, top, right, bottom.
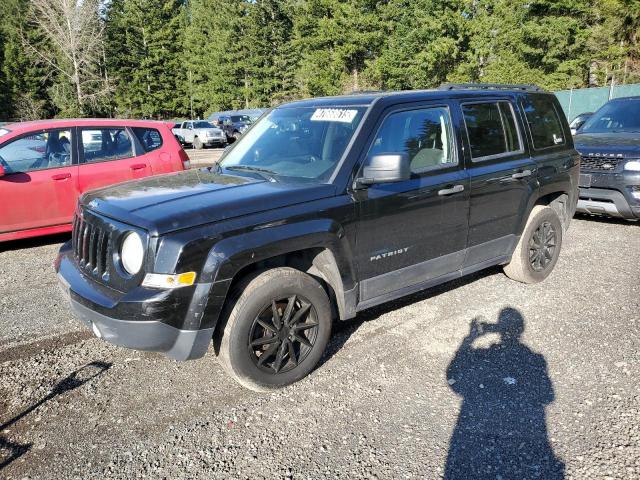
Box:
(178, 148, 190, 170)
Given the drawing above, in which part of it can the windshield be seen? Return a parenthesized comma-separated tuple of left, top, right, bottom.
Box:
(194, 121, 215, 129)
(220, 106, 367, 182)
(230, 115, 251, 123)
(580, 100, 640, 133)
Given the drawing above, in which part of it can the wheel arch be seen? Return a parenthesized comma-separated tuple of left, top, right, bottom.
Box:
(198, 220, 357, 336)
(519, 190, 572, 235)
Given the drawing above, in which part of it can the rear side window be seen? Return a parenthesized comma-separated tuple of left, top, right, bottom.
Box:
(81, 128, 133, 164)
(521, 95, 565, 149)
(132, 128, 163, 153)
(462, 102, 522, 160)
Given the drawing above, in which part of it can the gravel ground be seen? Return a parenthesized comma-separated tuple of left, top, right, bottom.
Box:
(0, 216, 638, 479)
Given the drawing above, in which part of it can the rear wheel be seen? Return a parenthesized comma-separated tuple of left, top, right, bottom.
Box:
(193, 137, 203, 149)
(503, 205, 563, 284)
(217, 267, 332, 391)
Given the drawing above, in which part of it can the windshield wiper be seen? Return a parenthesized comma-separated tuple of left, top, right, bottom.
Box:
(224, 165, 278, 180)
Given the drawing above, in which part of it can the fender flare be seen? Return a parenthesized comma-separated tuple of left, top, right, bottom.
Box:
(195, 219, 357, 330)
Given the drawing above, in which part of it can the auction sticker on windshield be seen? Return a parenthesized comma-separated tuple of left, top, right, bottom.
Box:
(311, 109, 358, 123)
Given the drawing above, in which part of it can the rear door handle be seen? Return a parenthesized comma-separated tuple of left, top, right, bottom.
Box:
(512, 169, 532, 179)
(52, 173, 71, 181)
(438, 184, 465, 196)
(130, 163, 147, 171)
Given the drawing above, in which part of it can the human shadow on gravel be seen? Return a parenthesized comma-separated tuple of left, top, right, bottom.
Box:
(0, 361, 111, 470)
(444, 308, 564, 479)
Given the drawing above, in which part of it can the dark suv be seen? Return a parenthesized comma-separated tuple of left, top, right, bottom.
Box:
(215, 114, 253, 142)
(56, 85, 578, 391)
(574, 97, 640, 220)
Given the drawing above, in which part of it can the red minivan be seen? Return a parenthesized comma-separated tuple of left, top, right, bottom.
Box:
(0, 119, 190, 242)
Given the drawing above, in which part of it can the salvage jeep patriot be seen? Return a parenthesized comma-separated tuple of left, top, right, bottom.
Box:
(56, 84, 579, 391)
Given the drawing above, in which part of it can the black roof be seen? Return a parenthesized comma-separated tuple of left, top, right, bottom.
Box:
(280, 84, 549, 109)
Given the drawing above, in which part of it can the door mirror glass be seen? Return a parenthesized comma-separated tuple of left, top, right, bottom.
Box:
(359, 153, 410, 185)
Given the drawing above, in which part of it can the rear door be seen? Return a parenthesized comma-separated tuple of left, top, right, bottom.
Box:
(78, 126, 152, 194)
(458, 98, 537, 268)
(131, 126, 178, 174)
(0, 128, 78, 233)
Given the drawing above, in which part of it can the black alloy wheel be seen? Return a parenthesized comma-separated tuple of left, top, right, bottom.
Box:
(529, 221, 556, 271)
(248, 295, 319, 374)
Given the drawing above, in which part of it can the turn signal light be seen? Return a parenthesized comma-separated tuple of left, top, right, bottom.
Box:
(142, 272, 196, 289)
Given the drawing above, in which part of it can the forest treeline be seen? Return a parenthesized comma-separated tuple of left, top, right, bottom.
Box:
(0, 0, 638, 121)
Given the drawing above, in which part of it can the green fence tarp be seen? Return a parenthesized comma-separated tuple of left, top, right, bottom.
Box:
(555, 84, 640, 122)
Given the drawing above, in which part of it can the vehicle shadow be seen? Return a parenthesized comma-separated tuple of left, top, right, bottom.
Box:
(319, 267, 501, 368)
(0, 232, 70, 253)
(444, 307, 564, 479)
(0, 361, 111, 470)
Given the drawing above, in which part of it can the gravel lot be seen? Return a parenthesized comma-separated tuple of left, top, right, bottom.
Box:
(0, 216, 638, 479)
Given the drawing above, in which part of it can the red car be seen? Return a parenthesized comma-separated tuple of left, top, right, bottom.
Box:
(0, 119, 190, 242)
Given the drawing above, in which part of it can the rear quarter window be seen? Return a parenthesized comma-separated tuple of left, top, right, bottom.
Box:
(522, 95, 565, 149)
(132, 128, 163, 153)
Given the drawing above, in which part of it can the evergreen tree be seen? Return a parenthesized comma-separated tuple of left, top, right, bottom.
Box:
(106, 0, 187, 118)
(292, 0, 385, 96)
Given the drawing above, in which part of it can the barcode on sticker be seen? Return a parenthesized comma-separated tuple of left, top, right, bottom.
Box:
(311, 109, 358, 123)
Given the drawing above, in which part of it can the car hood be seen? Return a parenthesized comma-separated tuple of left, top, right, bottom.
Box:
(574, 132, 640, 158)
(82, 168, 336, 235)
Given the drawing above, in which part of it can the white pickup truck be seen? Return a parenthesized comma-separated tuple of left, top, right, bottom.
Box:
(172, 121, 227, 149)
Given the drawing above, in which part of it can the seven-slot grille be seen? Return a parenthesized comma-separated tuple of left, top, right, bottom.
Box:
(72, 214, 111, 279)
(580, 155, 623, 171)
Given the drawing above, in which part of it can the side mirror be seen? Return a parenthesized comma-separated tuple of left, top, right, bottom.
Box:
(0, 165, 5, 177)
(357, 153, 410, 186)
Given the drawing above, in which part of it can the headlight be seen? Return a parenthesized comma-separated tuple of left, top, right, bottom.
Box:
(624, 160, 640, 172)
(120, 232, 144, 275)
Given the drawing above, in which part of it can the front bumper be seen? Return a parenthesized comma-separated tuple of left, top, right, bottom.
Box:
(56, 241, 214, 360)
(204, 137, 225, 145)
(577, 171, 640, 219)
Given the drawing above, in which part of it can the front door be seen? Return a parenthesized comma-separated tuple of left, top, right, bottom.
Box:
(0, 128, 77, 234)
(355, 103, 470, 303)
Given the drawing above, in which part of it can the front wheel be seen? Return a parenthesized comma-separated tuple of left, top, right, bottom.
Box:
(503, 205, 563, 284)
(216, 268, 332, 391)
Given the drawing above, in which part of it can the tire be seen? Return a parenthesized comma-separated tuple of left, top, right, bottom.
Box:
(503, 205, 563, 284)
(217, 267, 332, 392)
(193, 137, 203, 149)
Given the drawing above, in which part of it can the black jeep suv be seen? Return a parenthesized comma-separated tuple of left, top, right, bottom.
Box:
(574, 96, 640, 220)
(56, 84, 578, 391)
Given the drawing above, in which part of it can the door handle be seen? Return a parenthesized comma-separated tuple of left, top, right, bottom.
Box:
(512, 169, 532, 179)
(130, 163, 147, 171)
(438, 184, 465, 196)
(52, 173, 71, 181)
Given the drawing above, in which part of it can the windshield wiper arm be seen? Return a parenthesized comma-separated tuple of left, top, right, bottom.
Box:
(224, 165, 278, 180)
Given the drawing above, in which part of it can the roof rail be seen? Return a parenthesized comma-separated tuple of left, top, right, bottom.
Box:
(438, 83, 545, 92)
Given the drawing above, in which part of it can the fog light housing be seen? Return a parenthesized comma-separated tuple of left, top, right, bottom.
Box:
(142, 272, 197, 289)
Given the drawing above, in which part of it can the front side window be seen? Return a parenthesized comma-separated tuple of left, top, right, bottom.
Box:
(220, 106, 367, 182)
(81, 128, 133, 164)
(521, 95, 565, 149)
(579, 99, 640, 134)
(368, 107, 456, 174)
(462, 102, 522, 159)
(0, 129, 72, 174)
(132, 128, 163, 153)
